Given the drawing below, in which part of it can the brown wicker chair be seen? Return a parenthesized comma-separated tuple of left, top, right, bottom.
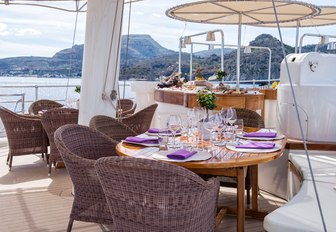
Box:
(117, 99, 137, 117)
(121, 103, 158, 134)
(41, 108, 79, 176)
(95, 156, 219, 232)
(89, 115, 137, 142)
(0, 106, 48, 170)
(28, 99, 63, 115)
(220, 108, 265, 205)
(55, 124, 118, 232)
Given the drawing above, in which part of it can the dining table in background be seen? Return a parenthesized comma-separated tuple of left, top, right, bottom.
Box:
(116, 128, 286, 232)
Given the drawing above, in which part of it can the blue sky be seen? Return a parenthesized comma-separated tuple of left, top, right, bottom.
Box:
(0, 0, 336, 58)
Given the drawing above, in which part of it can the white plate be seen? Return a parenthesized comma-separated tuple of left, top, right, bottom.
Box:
(237, 133, 285, 141)
(152, 150, 211, 162)
(145, 132, 181, 136)
(226, 142, 282, 153)
(122, 140, 159, 147)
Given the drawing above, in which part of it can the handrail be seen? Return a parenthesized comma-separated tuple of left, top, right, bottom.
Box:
(0, 93, 25, 113)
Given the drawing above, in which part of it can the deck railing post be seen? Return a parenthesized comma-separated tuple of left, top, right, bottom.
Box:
(35, 85, 38, 101)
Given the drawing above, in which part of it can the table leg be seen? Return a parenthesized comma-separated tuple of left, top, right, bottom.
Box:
(251, 165, 258, 211)
(237, 167, 245, 232)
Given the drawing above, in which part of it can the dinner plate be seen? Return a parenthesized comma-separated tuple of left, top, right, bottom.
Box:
(121, 140, 159, 147)
(226, 142, 282, 153)
(237, 133, 285, 141)
(152, 150, 211, 162)
(145, 131, 182, 136)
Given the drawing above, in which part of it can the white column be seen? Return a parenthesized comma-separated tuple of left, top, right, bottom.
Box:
(79, 0, 124, 125)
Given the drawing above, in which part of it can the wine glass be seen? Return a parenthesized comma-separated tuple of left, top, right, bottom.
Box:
(220, 107, 232, 125)
(167, 114, 182, 148)
(227, 107, 237, 127)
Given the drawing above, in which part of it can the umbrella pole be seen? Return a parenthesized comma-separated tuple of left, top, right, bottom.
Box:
(236, 13, 242, 90)
(295, 22, 300, 53)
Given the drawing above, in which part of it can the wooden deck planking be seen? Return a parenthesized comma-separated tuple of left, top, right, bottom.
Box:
(0, 138, 285, 232)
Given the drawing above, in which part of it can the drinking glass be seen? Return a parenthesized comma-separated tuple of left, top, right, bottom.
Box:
(220, 107, 232, 125)
(234, 119, 244, 141)
(158, 129, 169, 150)
(227, 107, 237, 127)
(167, 114, 182, 148)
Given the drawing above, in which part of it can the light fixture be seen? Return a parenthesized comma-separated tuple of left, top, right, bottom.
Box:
(244, 46, 252, 54)
(184, 36, 192, 44)
(206, 31, 215, 41)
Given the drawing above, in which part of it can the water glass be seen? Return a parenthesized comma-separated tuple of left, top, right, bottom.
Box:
(158, 129, 169, 150)
(167, 114, 182, 148)
(234, 119, 244, 136)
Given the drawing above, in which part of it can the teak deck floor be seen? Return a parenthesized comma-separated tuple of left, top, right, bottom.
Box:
(0, 137, 286, 232)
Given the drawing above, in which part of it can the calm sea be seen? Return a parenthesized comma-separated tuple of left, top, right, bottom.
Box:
(0, 76, 135, 112)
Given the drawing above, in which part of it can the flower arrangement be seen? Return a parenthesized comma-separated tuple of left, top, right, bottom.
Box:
(196, 89, 216, 111)
(75, 86, 81, 93)
(216, 69, 228, 81)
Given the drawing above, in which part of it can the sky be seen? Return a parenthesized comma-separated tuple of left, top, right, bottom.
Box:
(0, 0, 336, 59)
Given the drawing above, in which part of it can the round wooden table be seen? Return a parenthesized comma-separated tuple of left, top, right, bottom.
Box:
(116, 135, 286, 232)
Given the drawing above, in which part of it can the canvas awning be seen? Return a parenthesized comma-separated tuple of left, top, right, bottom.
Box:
(166, 0, 321, 89)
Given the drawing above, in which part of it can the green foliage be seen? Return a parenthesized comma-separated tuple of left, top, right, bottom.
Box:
(75, 86, 81, 93)
(216, 69, 228, 80)
(196, 89, 216, 110)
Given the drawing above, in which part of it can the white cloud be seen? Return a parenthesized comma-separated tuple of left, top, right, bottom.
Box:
(0, 23, 10, 36)
(15, 28, 42, 36)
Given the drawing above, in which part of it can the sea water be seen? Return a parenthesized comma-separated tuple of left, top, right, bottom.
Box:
(0, 76, 135, 112)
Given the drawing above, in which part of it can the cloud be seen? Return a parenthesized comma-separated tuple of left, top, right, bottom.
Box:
(15, 28, 42, 36)
(0, 23, 10, 36)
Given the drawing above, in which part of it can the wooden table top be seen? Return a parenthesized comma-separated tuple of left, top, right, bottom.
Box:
(116, 131, 287, 175)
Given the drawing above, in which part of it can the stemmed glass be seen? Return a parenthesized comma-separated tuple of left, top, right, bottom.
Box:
(227, 107, 237, 127)
(167, 114, 182, 148)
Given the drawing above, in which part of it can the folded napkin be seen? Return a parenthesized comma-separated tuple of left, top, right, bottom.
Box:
(236, 142, 275, 149)
(243, 132, 277, 138)
(125, 137, 159, 144)
(167, 149, 197, 160)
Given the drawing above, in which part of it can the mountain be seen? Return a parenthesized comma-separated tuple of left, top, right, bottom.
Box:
(0, 33, 333, 81)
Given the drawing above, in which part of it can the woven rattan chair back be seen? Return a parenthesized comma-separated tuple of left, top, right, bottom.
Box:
(235, 108, 265, 128)
(95, 156, 219, 232)
(89, 115, 137, 142)
(41, 108, 79, 176)
(28, 99, 63, 115)
(0, 106, 48, 170)
(121, 103, 158, 134)
(54, 124, 118, 232)
(117, 99, 137, 117)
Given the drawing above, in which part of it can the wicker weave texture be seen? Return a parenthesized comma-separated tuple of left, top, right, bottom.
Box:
(54, 124, 119, 231)
(121, 103, 158, 134)
(95, 156, 219, 232)
(89, 115, 137, 142)
(0, 106, 48, 169)
(40, 108, 79, 175)
(235, 108, 265, 129)
(117, 99, 137, 117)
(28, 99, 63, 115)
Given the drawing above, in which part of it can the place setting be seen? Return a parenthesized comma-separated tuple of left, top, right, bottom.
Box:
(236, 128, 285, 141)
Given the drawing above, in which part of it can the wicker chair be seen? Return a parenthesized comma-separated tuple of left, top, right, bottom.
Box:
(28, 99, 63, 115)
(40, 108, 79, 176)
(89, 115, 137, 142)
(0, 106, 48, 170)
(95, 156, 219, 232)
(54, 124, 118, 232)
(220, 108, 265, 205)
(117, 99, 137, 117)
(121, 103, 158, 134)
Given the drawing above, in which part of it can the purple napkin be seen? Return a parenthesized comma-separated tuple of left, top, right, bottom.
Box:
(236, 142, 275, 149)
(167, 149, 197, 160)
(243, 132, 277, 138)
(125, 137, 159, 144)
